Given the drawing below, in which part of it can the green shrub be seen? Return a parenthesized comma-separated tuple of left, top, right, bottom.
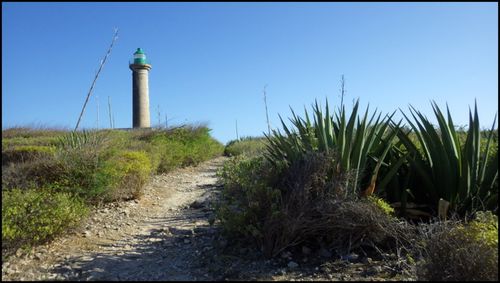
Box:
(53, 146, 106, 203)
(147, 127, 223, 173)
(1, 126, 68, 139)
(416, 211, 498, 281)
(2, 188, 88, 256)
(394, 101, 498, 216)
(224, 137, 268, 157)
(98, 150, 152, 202)
(2, 145, 56, 165)
(156, 140, 186, 173)
(368, 195, 395, 216)
(215, 156, 282, 248)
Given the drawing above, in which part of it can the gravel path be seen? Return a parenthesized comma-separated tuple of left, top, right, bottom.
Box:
(2, 157, 227, 281)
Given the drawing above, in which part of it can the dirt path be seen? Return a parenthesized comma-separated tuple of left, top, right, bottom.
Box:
(2, 157, 227, 281)
(2, 156, 417, 281)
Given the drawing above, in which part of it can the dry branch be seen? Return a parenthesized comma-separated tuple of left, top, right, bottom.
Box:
(75, 28, 119, 131)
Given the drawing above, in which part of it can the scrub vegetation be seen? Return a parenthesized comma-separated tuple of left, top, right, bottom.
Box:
(2, 125, 223, 259)
(223, 136, 268, 157)
(216, 99, 498, 281)
(2, 98, 497, 280)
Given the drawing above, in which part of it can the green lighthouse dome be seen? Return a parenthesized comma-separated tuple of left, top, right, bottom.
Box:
(133, 48, 147, 64)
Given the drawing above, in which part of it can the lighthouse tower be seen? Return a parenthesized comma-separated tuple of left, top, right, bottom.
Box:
(129, 48, 152, 128)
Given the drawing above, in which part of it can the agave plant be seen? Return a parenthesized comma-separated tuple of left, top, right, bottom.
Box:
(394, 101, 498, 215)
(265, 99, 400, 196)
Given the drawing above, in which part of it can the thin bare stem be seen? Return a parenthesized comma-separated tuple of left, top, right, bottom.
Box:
(263, 84, 271, 136)
(340, 74, 346, 110)
(108, 96, 113, 129)
(75, 28, 119, 131)
(96, 95, 99, 129)
(236, 119, 239, 140)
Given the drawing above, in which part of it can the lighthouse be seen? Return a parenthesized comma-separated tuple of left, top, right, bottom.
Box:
(129, 48, 152, 128)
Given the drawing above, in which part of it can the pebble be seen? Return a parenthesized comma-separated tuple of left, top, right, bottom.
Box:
(190, 200, 204, 209)
(366, 265, 383, 276)
(80, 256, 94, 262)
(168, 227, 193, 236)
(340, 253, 359, 261)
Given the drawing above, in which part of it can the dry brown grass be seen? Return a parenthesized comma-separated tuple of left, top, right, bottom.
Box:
(415, 217, 498, 281)
(261, 151, 414, 258)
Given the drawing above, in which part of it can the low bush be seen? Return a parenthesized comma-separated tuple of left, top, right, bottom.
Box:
(215, 155, 282, 247)
(224, 137, 267, 157)
(147, 127, 224, 173)
(98, 151, 152, 202)
(2, 145, 56, 165)
(1, 125, 68, 139)
(52, 142, 108, 203)
(2, 155, 67, 191)
(416, 211, 498, 281)
(2, 188, 88, 258)
(216, 152, 412, 258)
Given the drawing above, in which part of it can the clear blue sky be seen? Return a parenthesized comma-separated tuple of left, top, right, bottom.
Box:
(2, 2, 498, 144)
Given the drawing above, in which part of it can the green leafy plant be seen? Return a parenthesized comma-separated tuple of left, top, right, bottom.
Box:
(98, 150, 152, 202)
(368, 195, 395, 216)
(224, 137, 268, 157)
(265, 99, 400, 196)
(215, 156, 282, 243)
(2, 188, 88, 256)
(394, 101, 498, 215)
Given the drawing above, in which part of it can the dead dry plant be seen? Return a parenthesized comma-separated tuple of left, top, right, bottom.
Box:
(261, 151, 414, 258)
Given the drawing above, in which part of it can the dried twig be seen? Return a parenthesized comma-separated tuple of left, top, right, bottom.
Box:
(263, 84, 271, 136)
(75, 28, 119, 131)
(340, 74, 346, 109)
(108, 96, 113, 129)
